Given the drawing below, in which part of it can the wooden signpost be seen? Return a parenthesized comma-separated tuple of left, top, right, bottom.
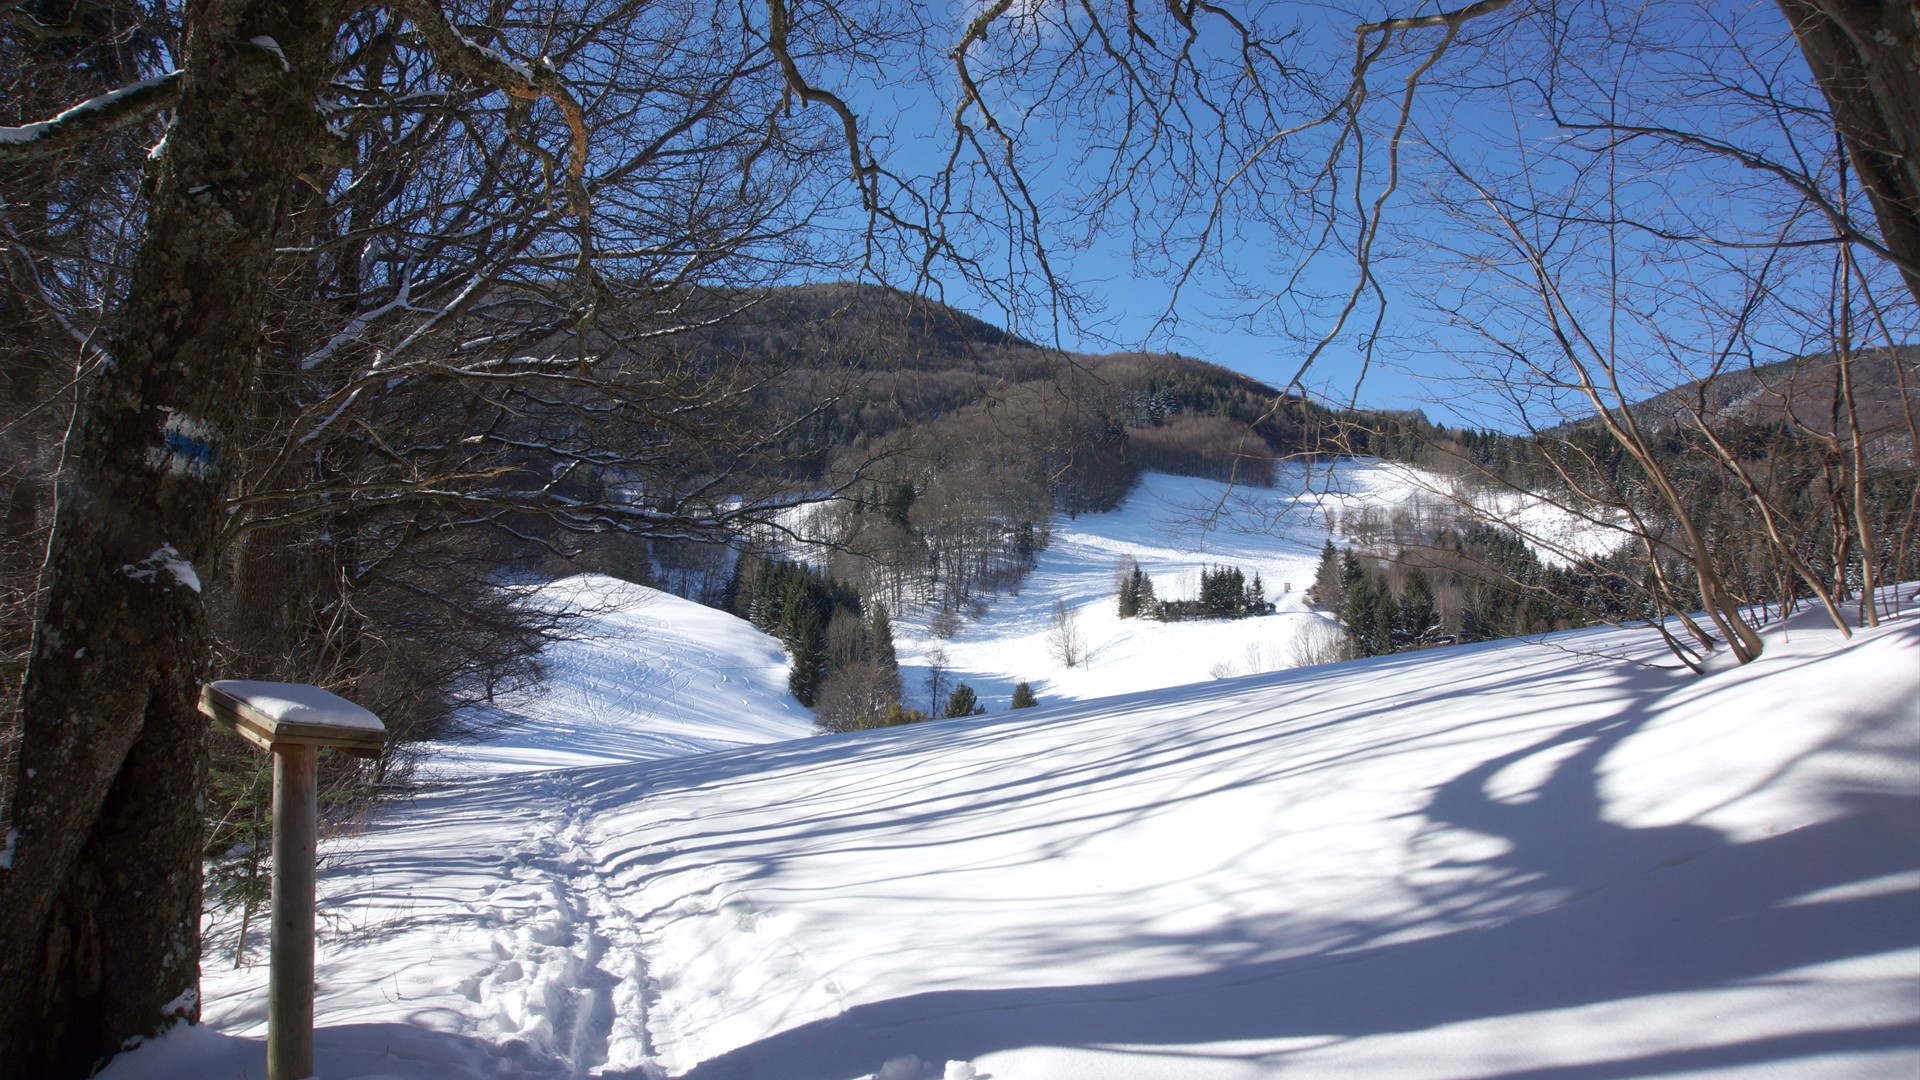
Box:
(200, 680, 386, 1080)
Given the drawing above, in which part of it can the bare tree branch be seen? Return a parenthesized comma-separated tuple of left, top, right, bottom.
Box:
(1357, 0, 1515, 36)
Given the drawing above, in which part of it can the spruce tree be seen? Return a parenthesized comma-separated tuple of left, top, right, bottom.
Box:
(1134, 567, 1156, 618)
(1314, 540, 1342, 609)
(943, 683, 983, 718)
(869, 602, 902, 703)
(1396, 566, 1436, 648)
(883, 479, 916, 526)
(1342, 573, 1387, 657)
(1010, 682, 1039, 709)
(1119, 565, 1156, 618)
(1371, 586, 1396, 656)
(786, 603, 827, 706)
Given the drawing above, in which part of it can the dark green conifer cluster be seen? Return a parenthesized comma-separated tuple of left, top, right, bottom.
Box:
(728, 554, 878, 705)
(1312, 527, 1657, 659)
(1119, 563, 1267, 621)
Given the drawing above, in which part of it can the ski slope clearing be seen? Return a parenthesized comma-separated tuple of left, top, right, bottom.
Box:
(111, 596, 1920, 1079)
(430, 576, 815, 776)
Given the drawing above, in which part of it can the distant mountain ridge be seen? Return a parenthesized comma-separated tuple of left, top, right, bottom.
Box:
(1627, 346, 1920, 465)
(702, 282, 1421, 476)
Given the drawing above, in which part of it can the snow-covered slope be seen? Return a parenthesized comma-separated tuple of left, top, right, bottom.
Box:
(431, 575, 815, 776)
(890, 465, 1407, 708)
(886, 464, 1621, 711)
(111, 588, 1920, 1080)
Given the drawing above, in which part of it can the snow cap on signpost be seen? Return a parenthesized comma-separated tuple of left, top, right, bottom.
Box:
(199, 679, 385, 757)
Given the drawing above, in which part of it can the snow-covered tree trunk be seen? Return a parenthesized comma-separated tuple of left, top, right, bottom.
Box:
(0, 1, 340, 1071)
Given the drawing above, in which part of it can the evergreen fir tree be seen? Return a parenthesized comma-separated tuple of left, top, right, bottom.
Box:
(787, 606, 827, 705)
(1342, 573, 1386, 656)
(724, 550, 757, 619)
(1010, 682, 1039, 709)
(1396, 566, 1436, 648)
(869, 602, 902, 703)
(883, 479, 916, 526)
(1371, 583, 1396, 656)
(1313, 540, 1342, 609)
(1340, 549, 1366, 590)
(943, 683, 984, 718)
(1119, 565, 1156, 618)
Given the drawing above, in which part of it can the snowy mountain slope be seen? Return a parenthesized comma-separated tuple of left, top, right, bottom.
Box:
(430, 576, 815, 776)
(111, 593, 1920, 1080)
(887, 464, 1612, 711)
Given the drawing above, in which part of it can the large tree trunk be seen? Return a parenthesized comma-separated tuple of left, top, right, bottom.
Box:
(0, 1, 339, 1073)
(1778, 0, 1920, 306)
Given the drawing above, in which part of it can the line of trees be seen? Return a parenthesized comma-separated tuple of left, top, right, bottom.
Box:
(727, 553, 891, 711)
(1354, 402, 1920, 670)
(1117, 560, 1268, 622)
(1311, 533, 1627, 660)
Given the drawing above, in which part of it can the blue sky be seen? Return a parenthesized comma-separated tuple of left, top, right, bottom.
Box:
(788, 0, 1905, 434)
(801, 1, 1429, 415)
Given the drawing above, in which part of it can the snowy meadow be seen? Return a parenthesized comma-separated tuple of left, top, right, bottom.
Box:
(106, 469, 1920, 1080)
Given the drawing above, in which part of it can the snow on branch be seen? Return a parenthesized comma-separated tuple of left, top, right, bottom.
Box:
(0, 72, 180, 162)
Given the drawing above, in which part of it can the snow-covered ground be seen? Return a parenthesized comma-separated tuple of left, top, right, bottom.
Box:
(887, 463, 1617, 710)
(105, 469, 1919, 1080)
(886, 464, 1389, 709)
(429, 577, 815, 776)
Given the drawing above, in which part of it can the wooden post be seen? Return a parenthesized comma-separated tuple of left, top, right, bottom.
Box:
(200, 681, 385, 1080)
(268, 742, 317, 1080)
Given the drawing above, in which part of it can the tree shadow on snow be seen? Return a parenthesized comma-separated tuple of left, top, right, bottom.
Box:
(665, 666, 1920, 1080)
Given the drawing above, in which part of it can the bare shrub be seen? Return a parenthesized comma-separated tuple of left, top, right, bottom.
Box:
(814, 664, 899, 733)
(1048, 599, 1085, 667)
(1288, 621, 1351, 668)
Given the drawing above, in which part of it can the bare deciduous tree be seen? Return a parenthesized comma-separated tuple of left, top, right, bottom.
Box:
(1048, 597, 1084, 668)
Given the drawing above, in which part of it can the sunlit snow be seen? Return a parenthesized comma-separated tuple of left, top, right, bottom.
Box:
(104, 468, 1919, 1080)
